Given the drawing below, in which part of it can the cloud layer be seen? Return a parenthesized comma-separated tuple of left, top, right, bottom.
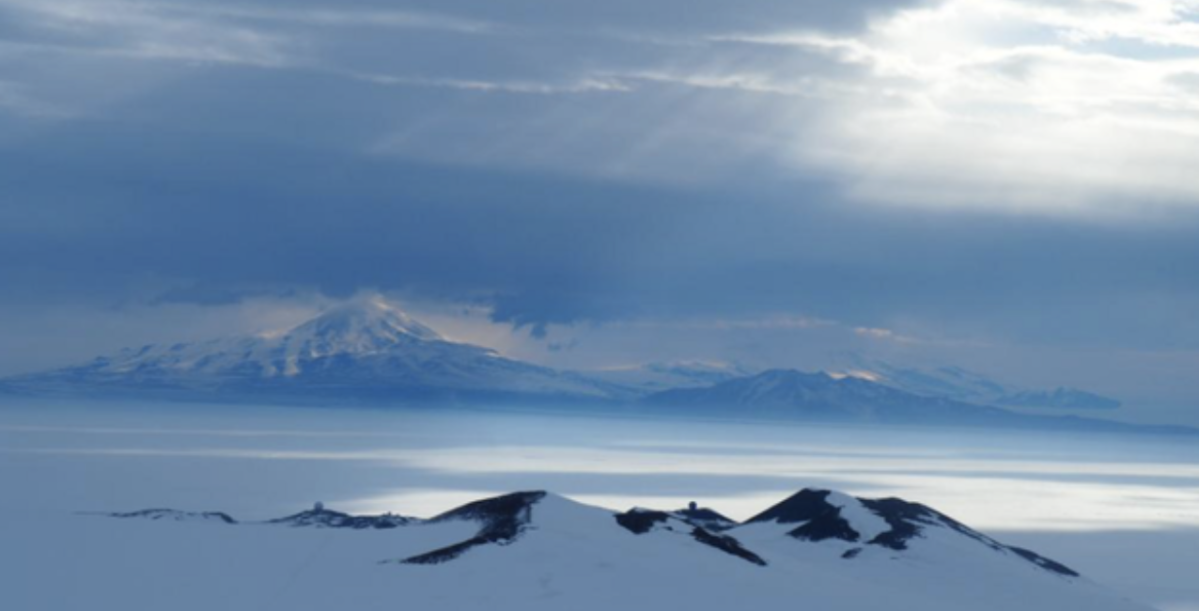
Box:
(1, 0, 1199, 417)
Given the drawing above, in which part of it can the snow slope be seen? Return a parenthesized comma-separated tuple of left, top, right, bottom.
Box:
(585, 360, 755, 392)
(837, 357, 1122, 410)
(5, 296, 628, 403)
(0, 489, 1155, 611)
(644, 369, 1189, 434)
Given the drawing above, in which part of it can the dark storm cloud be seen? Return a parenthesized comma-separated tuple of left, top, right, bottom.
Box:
(3, 67, 1199, 353)
(1, 0, 1199, 379)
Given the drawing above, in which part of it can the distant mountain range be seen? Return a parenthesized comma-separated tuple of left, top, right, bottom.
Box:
(642, 369, 1180, 434)
(585, 360, 754, 392)
(0, 297, 1185, 434)
(592, 356, 1122, 411)
(836, 358, 1122, 410)
(69, 488, 1152, 611)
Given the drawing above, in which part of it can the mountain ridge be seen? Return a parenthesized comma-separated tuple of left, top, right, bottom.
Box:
(3, 296, 631, 404)
(643, 368, 1192, 434)
(82, 487, 1153, 611)
(834, 357, 1123, 410)
(1, 299, 1189, 435)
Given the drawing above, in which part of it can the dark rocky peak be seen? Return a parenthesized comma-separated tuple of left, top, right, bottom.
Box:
(745, 489, 863, 545)
(429, 491, 547, 527)
(747, 489, 841, 525)
(398, 491, 548, 565)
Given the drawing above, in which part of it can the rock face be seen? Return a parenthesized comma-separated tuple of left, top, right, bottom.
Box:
(268, 504, 413, 530)
(674, 503, 738, 532)
(743, 489, 1079, 576)
(102, 508, 238, 524)
(614, 507, 768, 566)
(398, 491, 546, 565)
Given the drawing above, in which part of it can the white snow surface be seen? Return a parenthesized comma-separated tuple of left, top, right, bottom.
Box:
(97, 296, 459, 378)
(585, 360, 753, 392)
(826, 490, 893, 542)
(0, 490, 1156, 611)
(23, 296, 621, 398)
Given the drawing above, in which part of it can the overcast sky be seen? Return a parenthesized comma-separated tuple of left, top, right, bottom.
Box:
(2, 0, 1198, 423)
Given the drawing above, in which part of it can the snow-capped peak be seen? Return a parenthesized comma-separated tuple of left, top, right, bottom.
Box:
(15, 295, 626, 401)
(68, 296, 448, 379)
(282, 296, 442, 346)
(263, 297, 444, 373)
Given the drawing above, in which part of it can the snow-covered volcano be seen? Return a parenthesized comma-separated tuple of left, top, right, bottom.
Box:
(27, 488, 1152, 611)
(5, 296, 626, 403)
(97, 297, 448, 379)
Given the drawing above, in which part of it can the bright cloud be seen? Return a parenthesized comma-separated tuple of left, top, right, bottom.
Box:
(0, 0, 294, 67)
(3, 0, 1199, 411)
(734, 0, 1199, 214)
(8, 0, 1199, 216)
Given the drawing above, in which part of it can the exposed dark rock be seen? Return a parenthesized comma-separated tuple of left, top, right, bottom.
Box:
(747, 489, 861, 544)
(674, 506, 738, 531)
(1007, 546, 1080, 577)
(399, 536, 495, 566)
(788, 515, 861, 544)
(268, 505, 412, 530)
(399, 491, 546, 565)
(691, 527, 767, 566)
(858, 497, 1078, 577)
(861, 497, 1003, 551)
(615, 509, 673, 535)
(94, 489, 1082, 580)
(747, 489, 839, 525)
(104, 508, 237, 524)
(859, 498, 932, 550)
(615, 508, 765, 566)
(428, 491, 547, 536)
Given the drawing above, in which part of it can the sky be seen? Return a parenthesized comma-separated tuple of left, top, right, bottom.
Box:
(1, 0, 1199, 423)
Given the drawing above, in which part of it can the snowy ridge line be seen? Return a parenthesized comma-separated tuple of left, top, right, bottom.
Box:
(92, 487, 1081, 579)
(38, 486, 1159, 611)
(393, 491, 546, 565)
(5, 298, 1189, 440)
(614, 508, 767, 566)
(4, 296, 635, 404)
